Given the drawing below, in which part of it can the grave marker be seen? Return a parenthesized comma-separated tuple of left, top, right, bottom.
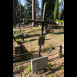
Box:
(31, 56, 48, 73)
(15, 46, 21, 55)
(38, 36, 45, 45)
(20, 2, 57, 57)
(57, 44, 64, 57)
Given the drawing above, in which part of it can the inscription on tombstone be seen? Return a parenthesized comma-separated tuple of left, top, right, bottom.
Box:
(38, 36, 45, 45)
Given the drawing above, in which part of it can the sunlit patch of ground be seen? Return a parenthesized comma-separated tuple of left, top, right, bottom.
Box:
(13, 26, 64, 77)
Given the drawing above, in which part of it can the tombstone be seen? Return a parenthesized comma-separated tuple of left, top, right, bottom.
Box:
(15, 46, 21, 55)
(31, 56, 48, 73)
(57, 44, 64, 57)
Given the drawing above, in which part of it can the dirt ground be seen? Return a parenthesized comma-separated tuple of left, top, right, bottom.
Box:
(13, 26, 64, 77)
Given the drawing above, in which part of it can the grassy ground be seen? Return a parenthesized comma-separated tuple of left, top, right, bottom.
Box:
(55, 20, 64, 23)
(13, 26, 64, 77)
(13, 26, 64, 53)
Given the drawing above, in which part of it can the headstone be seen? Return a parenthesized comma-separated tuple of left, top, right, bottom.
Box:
(15, 46, 21, 55)
(57, 45, 64, 57)
(31, 56, 48, 73)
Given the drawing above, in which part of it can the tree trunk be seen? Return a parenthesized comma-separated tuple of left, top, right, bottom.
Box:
(19, 0, 21, 18)
(41, 0, 43, 17)
(13, 0, 17, 26)
(32, 0, 36, 26)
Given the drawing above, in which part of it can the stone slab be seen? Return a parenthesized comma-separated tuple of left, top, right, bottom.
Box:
(37, 70, 44, 74)
(15, 46, 21, 55)
(31, 56, 48, 73)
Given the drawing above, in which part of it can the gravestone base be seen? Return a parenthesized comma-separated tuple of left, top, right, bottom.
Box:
(37, 69, 45, 74)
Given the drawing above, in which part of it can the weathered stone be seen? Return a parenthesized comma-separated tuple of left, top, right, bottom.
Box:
(15, 46, 21, 55)
(31, 56, 48, 73)
(37, 70, 44, 74)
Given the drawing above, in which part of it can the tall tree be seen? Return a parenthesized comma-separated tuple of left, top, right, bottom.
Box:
(16, 0, 25, 23)
(24, 0, 40, 26)
(13, 0, 18, 26)
(24, 0, 32, 19)
(59, 0, 64, 6)
(32, 0, 36, 26)
(35, 0, 40, 16)
(24, 0, 40, 18)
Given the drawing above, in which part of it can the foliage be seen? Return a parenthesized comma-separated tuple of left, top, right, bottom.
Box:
(61, 65, 64, 70)
(36, 14, 42, 20)
(22, 65, 31, 77)
(24, 0, 32, 19)
(24, 20, 28, 24)
(55, 20, 64, 23)
(24, 65, 31, 74)
(58, 0, 64, 20)
(48, 63, 52, 68)
(59, 0, 64, 6)
(53, 74, 57, 77)
(35, 0, 40, 15)
(54, 0, 58, 20)
(58, 64, 64, 70)
(24, 0, 40, 19)
(16, 65, 24, 70)
(43, 74, 45, 77)
(16, 0, 40, 24)
(16, 1, 25, 23)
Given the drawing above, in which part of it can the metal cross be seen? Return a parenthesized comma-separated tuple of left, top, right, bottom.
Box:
(21, 2, 56, 57)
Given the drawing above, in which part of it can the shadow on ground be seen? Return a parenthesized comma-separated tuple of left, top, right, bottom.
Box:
(48, 55, 64, 62)
(53, 32, 64, 35)
(46, 62, 64, 75)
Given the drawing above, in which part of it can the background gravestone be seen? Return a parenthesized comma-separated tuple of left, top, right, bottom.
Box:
(15, 46, 21, 55)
